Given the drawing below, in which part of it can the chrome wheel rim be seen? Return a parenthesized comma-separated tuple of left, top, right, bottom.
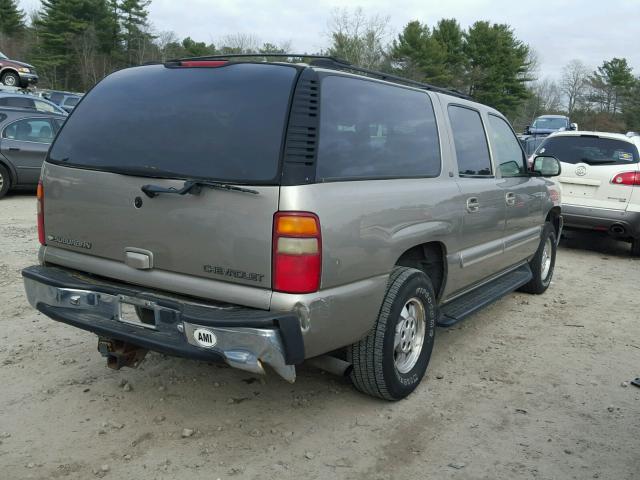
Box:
(3, 75, 16, 86)
(541, 237, 553, 281)
(0, 171, 4, 189)
(394, 297, 426, 374)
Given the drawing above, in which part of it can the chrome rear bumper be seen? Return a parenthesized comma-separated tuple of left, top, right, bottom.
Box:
(22, 265, 303, 382)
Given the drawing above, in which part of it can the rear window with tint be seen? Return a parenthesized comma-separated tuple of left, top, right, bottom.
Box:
(537, 135, 639, 165)
(48, 63, 298, 183)
(317, 76, 441, 180)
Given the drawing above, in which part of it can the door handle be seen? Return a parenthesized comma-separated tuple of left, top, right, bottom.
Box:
(8, 147, 20, 151)
(505, 192, 516, 206)
(466, 197, 480, 213)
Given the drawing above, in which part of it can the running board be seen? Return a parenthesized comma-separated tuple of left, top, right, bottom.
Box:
(438, 264, 533, 327)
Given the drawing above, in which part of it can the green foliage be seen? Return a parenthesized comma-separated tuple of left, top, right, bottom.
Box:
(589, 57, 635, 115)
(0, 0, 25, 35)
(180, 37, 213, 57)
(464, 21, 531, 116)
(389, 21, 449, 85)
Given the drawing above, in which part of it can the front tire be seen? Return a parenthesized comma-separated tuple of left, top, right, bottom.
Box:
(1, 71, 19, 87)
(347, 267, 437, 400)
(631, 238, 640, 257)
(0, 164, 11, 198)
(519, 222, 557, 294)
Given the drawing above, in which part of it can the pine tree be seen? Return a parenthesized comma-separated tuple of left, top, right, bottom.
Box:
(389, 21, 449, 86)
(464, 21, 531, 116)
(117, 0, 152, 65)
(0, 0, 25, 36)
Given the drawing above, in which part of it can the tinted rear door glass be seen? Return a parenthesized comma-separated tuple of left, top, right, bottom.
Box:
(48, 63, 298, 183)
(448, 106, 492, 175)
(537, 136, 639, 165)
(317, 76, 441, 180)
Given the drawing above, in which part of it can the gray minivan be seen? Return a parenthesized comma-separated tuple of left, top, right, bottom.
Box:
(22, 56, 562, 400)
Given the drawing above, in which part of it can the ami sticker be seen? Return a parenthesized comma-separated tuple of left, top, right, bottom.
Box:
(193, 328, 217, 348)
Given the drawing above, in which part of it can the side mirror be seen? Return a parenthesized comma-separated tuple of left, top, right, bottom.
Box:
(524, 125, 531, 135)
(533, 155, 561, 177)
(570, 123, 578, 131)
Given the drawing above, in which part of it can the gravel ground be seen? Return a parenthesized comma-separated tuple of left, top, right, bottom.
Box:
(1, 192, 639, 480)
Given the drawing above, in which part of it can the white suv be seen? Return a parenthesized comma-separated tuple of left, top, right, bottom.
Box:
(534, 131, 640, 256)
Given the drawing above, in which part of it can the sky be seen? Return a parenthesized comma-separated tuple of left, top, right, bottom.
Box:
(18, 0, 640, 80)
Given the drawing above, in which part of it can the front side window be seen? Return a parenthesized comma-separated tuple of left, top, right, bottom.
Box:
(317, 76, 441, 180)
(34, 100, 56, 113)
(3, 118, 55, 143)
(487, 114, 526, 177)
(64, 97, 80, 107)
(448, 105, 492, 176)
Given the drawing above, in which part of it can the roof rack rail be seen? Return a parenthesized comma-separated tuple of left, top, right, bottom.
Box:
(309, 58, 471, 100)
(167, 53, 349, 64)
(166, 53, 471, 100)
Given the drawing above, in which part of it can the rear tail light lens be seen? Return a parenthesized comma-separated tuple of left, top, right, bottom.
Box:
(36, 181, 45, 245)
(273, 212, 321, 293)
(611, 171, 640, 186)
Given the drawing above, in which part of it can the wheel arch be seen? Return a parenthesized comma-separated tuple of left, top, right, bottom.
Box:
(0, 67, 20, 80)
(546, 206, 562, 238)
(394, 241, 447, 301)
(0, 155, 17, 185)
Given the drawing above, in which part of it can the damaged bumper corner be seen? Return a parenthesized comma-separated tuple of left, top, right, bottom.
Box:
(22, 265, 303, 382)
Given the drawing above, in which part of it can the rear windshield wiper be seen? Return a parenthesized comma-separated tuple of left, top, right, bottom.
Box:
(141, 180, 259, 198)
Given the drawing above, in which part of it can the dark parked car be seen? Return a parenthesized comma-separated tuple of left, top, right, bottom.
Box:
(0, 109, 65, 198)
(0, 51, 39, 88)
(525, 115, 577, 136)
(0, 92, 68, 116)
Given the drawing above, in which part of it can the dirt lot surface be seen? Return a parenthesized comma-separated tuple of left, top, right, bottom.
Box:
(1, 192, 639, 480)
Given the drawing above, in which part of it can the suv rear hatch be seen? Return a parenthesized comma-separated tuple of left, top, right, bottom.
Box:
(538, 134, 640, 210)
(40, 62, 299, 307)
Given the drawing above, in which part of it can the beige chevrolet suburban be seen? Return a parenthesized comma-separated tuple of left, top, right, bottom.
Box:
(22, 55, 562, 400)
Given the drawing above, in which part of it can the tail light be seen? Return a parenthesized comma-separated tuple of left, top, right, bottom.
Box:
(179, 60, 228, 67)
(273, 212, 321, 294)
(36, 181, 45, 245)
(611, 171, 640, 186)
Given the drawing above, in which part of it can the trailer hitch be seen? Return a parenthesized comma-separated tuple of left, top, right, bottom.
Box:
(98, 337, 148, 370)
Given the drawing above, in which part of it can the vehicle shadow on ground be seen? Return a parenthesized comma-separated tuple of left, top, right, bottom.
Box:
(4, 190, 36, 199)
(560, 230, 634, 258)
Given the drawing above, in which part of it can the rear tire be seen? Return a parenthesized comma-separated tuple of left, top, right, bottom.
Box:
(519, 222, 557, 294)
(631, 238, 640, 257)
(0, 164, 11, 199)
(347, 267, 437, 401)
(1, 71, 19, 87)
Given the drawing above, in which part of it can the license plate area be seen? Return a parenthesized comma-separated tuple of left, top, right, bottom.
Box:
(117, 295, 157, 330)
(562, 183, 597, 198)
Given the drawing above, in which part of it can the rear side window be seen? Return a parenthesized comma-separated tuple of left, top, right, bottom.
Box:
(317, 76, 441, 180)
(0, 96, 36, 109)
(537, 136, 639, 165)
(3, 118, 55, 143)
(48, 63, 298, 183)
(448, 106, 492, 176)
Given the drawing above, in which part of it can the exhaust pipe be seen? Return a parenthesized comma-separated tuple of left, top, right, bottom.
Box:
(610, 224, 627, 236)
(98, 338, 148, 369)
(306, 355, 352, 377)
